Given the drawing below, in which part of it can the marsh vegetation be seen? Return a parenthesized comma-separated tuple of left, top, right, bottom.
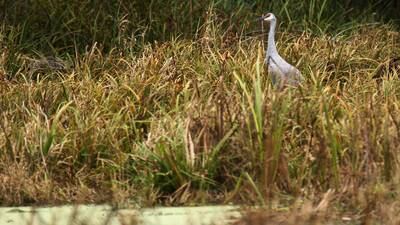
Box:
(1, 0, 400, 223)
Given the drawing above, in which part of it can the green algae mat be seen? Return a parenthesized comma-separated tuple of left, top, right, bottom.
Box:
(0, 205, 241, 225)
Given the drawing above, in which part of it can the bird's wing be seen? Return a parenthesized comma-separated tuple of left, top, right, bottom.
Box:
(269, 55, 287, 69)
(268, 61, 286, 86)
(268, 55, 303, 87)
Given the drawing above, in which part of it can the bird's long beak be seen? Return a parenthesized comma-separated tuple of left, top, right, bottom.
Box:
(256, 16, 265, 22)
(256, 14, 269, 22)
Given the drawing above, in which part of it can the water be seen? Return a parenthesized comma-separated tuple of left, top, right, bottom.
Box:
(0, 205, 242, 225)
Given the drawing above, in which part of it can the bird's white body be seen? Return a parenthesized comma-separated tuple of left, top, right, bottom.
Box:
(262, 13, 302, 88)
(266, 52, 302, 87)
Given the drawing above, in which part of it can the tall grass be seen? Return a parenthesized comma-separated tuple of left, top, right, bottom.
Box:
(1, 1, 400, 223)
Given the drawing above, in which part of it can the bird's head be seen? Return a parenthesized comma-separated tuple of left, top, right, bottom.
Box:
(259, 13, 276, 22)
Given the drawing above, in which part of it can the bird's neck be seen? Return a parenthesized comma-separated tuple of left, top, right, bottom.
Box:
(267, 20, 278, 57)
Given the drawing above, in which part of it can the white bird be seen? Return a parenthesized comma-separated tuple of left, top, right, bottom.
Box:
(260, 13, 303, 88)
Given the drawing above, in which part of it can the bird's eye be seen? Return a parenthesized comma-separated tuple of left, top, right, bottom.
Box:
(265, 13, 271, 17)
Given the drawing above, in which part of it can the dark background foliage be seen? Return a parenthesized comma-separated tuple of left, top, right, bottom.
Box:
(0, 0, 399, 54)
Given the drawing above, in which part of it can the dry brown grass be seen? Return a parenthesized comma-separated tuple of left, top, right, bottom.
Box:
(1, 11, 400, 223)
